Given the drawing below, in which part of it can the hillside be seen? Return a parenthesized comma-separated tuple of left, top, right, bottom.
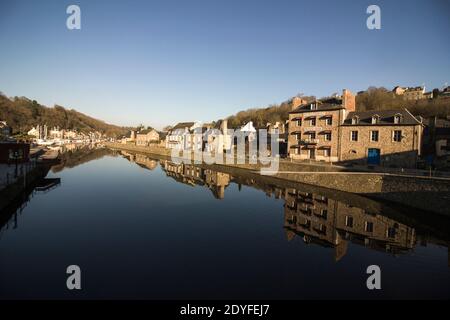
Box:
(0, 92, 128, 137)
(225, 87, 450, 128)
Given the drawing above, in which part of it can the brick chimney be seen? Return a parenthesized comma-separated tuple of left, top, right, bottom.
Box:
(342, 89, 355, 112)
(291, 96, 308, 111)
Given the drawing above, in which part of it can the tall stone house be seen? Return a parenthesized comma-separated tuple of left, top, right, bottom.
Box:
(288, 89, 424, 168)
(288, 89, 356, 162)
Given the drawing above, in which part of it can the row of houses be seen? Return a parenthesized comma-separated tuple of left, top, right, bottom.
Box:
(392, 85, 450, 100)
(287, 89, 425, 168)
(28, 126, 104, 141)
(128, 87, 450, 170)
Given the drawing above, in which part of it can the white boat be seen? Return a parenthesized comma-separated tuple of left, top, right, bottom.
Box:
(36, 139, 56, 146)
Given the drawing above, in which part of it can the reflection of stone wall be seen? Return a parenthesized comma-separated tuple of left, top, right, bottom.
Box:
(283, 188, 416, 261)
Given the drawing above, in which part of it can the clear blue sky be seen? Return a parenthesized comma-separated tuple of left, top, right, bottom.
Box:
(0, 0, 449, 129)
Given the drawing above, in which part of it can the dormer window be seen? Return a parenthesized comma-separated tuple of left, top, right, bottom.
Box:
(394, 114, 402, 124)
(351, 116, 359, 125)
(371, 115, 380, 124)
(310, 103, 317, 110)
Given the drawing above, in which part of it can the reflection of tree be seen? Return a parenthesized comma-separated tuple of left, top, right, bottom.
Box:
(51, 146, 116, 173)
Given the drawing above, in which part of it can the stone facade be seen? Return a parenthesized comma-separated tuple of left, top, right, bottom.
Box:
(136, 129, 159, 146)
(288, 89, 424, 168)
(288, 89, 355, 163)
(340, 110, 423, 168)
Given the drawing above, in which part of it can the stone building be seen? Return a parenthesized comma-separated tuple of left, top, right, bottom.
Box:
(393, 86, 426, 100)
(136, 129, 159, 146)
(288, 89, 355, 162)
(339, 109, 424, 168)
(423, 116, 450, 170)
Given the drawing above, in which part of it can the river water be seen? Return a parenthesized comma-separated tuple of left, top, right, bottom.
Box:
(0, 147, 449, 299)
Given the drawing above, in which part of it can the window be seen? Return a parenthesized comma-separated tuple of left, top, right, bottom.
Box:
(296, 133, 301, 141)
(351, 131, 358, 141)
(352, 116, 359, 125)
(325, 117, 333, 126)
(365, 222, 374, 233)
(345, 216, 354, 228)
(387, 227, 397, 238)
(310, 103, 317, 110)
(324, 148, 331, 157)
(297, 119, 302, 126)
(394, 114, 402, 124)
(310, 132, 316, 139)
(310, 118, 316, 126)
(321, 209, 328, 219)
(325, 133, 332, 141)
(371, 115, 380, 124)
(371, 130, 379, 142)
(393, 130, 402, 142)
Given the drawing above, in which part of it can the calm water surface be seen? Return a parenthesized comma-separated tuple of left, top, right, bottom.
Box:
(0, 147, 449, 299)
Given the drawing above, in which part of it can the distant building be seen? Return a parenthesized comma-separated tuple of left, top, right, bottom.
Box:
(27, 124, 48, 139)
(49, 127, 65, 139)
(136, 129, 160, 146)
(165, 121, 202, 150)
(393, 86, 426, 100)
(203, 119, 232, 154)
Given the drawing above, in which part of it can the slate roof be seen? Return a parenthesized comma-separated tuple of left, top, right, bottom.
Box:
(342, 109, 422, 126)
(172, 122, 196, 130)
(290, 97, 344, 114)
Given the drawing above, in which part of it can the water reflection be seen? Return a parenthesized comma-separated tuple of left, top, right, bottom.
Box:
(119, 150, 449, 264)
(1, 146, 449, 266)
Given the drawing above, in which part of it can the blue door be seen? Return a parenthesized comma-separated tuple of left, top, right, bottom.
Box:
(367, 148, 380, 165)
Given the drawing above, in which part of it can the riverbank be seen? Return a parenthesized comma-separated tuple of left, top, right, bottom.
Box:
(0, 163, 51, 212)
(106, 142, 450, 217)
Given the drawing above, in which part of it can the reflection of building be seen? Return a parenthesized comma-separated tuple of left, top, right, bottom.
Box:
(160, 160, 230, 199)
(134, 153, 157, 170)
(283, 188, 416, 261)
